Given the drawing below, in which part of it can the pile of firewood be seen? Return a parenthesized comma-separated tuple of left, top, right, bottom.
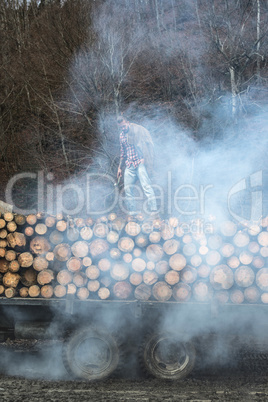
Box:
(0, 211, 267, 303)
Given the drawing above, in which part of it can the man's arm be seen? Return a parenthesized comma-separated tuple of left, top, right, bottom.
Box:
(117, 136, 125, 178)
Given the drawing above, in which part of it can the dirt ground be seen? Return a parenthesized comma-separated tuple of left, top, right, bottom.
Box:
(0, 341, 268, 402)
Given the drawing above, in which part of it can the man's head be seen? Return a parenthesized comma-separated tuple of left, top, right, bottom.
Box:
(117, 116, 130, 133)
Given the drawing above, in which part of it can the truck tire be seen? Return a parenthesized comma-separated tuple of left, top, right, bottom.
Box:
(62, 326, 120, 381)
(140, 332, 196, 380)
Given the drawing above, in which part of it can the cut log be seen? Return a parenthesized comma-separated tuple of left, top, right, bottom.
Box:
(5, 250, 16, 261)
(163, 239, 180, 255)
(233, 231, 250, 247)
(71, 241, 89, 258)
(110, 263, 129, 281)
(147, 261, 155, 271)
(0, 229, 7, 239)
(3, 272, 20, 288)
(199, 246, 209, 255)
(172, 283, 191, 302)
(111, 217, 125, 232)
(192, 281, 212, 302)
(234, 266, 255, 288)
(208, 235, 223, 250)
(155, 260, 169, 275)
(85, 217, 94, 227)
(77, 287, 89, 300)
(108, 212, 117, 221)
(113, 281, 132, 299)
(123, 253, 132, 263)
(0, 248, 6, 258)
(98, 258, 111, 272)
(45, 252, 54, 262)
(49, 230, 64, 245)
(260, 247, 268, 258)
(73, 272, 88, 288)
(227, 256, 240, 269)
(56, 220, 67, 232)
(89, 239, 109, 258)
(197, 264, 211, 278)
(133, 248, 142, 258)
(134, 283, 151, 300)
(85, 265, 100, 280)
(41, 285, 54, 299)
(93, 223, 109, 238)
(256, 268, 268, 291)
(82, 256, 92, 267)
(34, 224, 47, 236)
(118, 237, 135, 253)
(220, 243, 235, 258)
(248, 224, 261, 236)
(220, 220, 237, 237)
(190, 254, 202, 268)
(67, 283, 77, 295)
(152, 281, 172, 301)
(20, 268, 37, 287)
(14, 214, 26, 226)
(7, 221, 17, 233)
(110, 248, 121, 260)
(79, 226, 93, 241)
(66, 225, 80, 242)
(180, 267, 198, 284)
(244, 286, 260, 303)
(205, 250, 221, 266)
(87, 280, 100, 292)
(74, 217, 86, 227)
(106, 230, 119, 244)
(54, 285, 66, 298)
(37, 269, 54, 285)
(153, 218, 162, 230)
(125, 222, 141, 237)
(135, 233, 148, 248)
(45, 216, 56, 228)
(28, 285, 40, 298)
(141, 221, 153, 234)
(146, 244, 164, 262)
(9, 260, 20, 273)
(165, 270, 180, 285)
(33, 256, 49, 271)
(168, 217, 179, 228)
(100, 276, 112, 288)
(132, 258, 146, 272)
(143, 270, 158, 286)
(183, 243, 196, 256)
(5, 287, 16, 298)
(175, 226, 184, 238)
(0, 219, 6, 229)
(214, 290, 229, 304)
(0, 240, 7, 248)
(26, 214, 37, 225)
(57, 270, 73, 286)
(0, 285, 4, 295)
(161, 223, 174, 241)
(54, 243, 71, 261)
(252, 256, 265, 269)
(169, 253, 186, 271)
(0, 259, 9, 273)
(7, 232, 26, 248)
(98, 287, 110, 300)
(30, 236, 51, 255)
(182, 234, 192, 244)
(210, 265, 234, 290)
(239, 251, 253, 265)
(129, 272, 143, 286)
(19, 287, 29, 298)
(230, 289, 244, 304)
(25, 226, 34, 237)
(66, 257, 82, 273)
(149, 231, 161, 243)
(18, 252, 33, 268)
(261, 293, 268, 304)
(258, 232, 268, 247)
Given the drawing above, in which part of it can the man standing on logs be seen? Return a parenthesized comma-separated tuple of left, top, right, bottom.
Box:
(117, 116, 158, 218)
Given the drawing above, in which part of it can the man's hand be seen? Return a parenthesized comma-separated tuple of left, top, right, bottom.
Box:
(117, 167, 122, 179)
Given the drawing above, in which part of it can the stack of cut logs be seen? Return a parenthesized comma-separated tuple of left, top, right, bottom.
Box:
(0, 211, 268, 303)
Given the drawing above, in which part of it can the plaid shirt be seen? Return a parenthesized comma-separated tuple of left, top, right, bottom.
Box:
(120, 130, 143, 168)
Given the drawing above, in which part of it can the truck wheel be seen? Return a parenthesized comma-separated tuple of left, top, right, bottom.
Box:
(140, 332, 196, 380)
(62, 326, 120, 381)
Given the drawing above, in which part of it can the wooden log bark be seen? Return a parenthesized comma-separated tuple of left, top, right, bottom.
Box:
(113, 281, 132, 299)
(152, 281, 172, 301)
(172, 283, 191, 302)
(134, 283, 151, 300)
